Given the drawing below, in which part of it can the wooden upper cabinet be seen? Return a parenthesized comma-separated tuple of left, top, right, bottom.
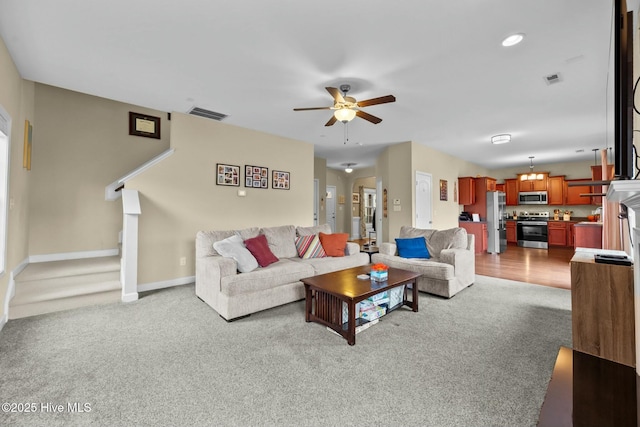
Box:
(505, 179, 518, 206)
(458, 177, 475, 205)
(517, 173, 549, 192)
(548, 176, 565, 205)
(485, 178, 497, 191)
(591, 164, 614, 205)
(564, 179, 592, 205)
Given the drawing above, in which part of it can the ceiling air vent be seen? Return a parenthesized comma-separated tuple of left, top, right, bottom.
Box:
(543, 73, 562, 85)
(188, 107, 228, 121)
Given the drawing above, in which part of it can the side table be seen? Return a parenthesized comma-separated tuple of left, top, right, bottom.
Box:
(361, 245, 379, 262)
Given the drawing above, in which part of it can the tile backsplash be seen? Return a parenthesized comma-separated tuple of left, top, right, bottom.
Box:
(508, 205, 598, 218)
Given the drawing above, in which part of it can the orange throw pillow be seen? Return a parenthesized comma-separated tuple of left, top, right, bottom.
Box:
(318, 232, 349, 257)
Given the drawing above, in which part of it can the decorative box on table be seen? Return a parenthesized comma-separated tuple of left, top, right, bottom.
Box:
(371, 263, 389, 282)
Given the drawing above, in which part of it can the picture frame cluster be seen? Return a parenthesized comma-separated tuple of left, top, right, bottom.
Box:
(216, 163, 290, 190)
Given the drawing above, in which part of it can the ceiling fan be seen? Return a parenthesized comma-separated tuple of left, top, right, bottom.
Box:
(293, 84, 396, 126)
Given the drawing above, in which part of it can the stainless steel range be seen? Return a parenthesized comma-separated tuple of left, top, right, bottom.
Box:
(517, 211, 549, 249)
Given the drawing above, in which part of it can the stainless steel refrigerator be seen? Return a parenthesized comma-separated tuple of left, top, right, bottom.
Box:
(486, 191, 507, 254)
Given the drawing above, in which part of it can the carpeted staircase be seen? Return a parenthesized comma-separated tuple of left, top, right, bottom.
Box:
(9, 256, 121, 319)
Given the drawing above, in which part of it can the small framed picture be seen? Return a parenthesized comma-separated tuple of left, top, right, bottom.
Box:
(245, 165, 268, 188)
(272, 170, 290, 190)
(352, 193, 360, 203)
(439, 179, 448, 201)
(129, 111, 161, 139)
(216, 163, 240, 186)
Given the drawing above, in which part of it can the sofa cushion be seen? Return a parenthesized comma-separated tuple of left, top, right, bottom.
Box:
(426, 228, 468, 257)
(295, 234, 326, 259)
(292, 252, 370, 275)
(197, 227, 260, 257)
(395, 237, 431, 259)
(261, 225, 297, 258)
(318, 232, 349, 257)
(244, 234, 279, 267)
(212, 234, 259, 273)
(296, 224, 332, 236)
(220, 259, 314, 297)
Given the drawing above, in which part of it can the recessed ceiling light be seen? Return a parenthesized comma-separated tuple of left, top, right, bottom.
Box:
(502, 33, 525, 47)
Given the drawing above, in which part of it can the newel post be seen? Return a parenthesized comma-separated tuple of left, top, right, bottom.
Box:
(121, 189, 141, 302)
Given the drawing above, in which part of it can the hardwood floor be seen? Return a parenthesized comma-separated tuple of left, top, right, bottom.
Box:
(475, 243, 574, 289)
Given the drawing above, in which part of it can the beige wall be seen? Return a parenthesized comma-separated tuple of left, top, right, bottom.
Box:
(127, 113, 314, 285)
(0, 36, 35, 321)
(28, 84, 171, 255)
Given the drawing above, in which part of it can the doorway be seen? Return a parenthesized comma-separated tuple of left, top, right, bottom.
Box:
(325, 185, 336, 232)
(415, 171, 433, 229)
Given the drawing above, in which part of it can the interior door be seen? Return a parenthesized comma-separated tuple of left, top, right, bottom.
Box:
(326, 185, 336, 232)
(313, 179, 319, 226)
(415, 171, 433, 229)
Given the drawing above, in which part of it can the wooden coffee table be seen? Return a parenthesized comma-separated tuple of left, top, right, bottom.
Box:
(302, 265, 420, 345)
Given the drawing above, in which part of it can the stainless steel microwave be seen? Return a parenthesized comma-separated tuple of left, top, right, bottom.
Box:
(518, 191, 548, 205)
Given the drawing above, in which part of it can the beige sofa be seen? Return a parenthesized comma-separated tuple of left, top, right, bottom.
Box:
(371, 226, 475, 298)
(195, 224, 370, 320)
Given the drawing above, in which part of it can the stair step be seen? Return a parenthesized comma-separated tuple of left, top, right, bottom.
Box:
(8, 290, 121, 319)
(11, 279, 121, 306)
(15, 256, 120, 282)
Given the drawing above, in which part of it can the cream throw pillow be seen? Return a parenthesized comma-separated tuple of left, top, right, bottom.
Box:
(212, 234, 258, 273)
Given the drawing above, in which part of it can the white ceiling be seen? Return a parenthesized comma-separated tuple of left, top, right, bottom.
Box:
(0, 0, 630, 172)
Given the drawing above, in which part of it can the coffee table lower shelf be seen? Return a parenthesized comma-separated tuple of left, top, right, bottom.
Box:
(302, 266, 420, 345)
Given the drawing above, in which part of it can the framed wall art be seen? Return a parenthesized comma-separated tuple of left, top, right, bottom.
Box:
(352, 193, 360, 203)
(440, 179, 448, 201)
(272, 170, 290, 190)
(245, 165, 268, 189)
(129, 111, 161, 139)
(216, 163, 240, 186)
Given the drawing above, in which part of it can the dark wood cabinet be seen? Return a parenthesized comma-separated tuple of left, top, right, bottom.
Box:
(506, 221, 516, 243)
(567, 222, 575, 247)
(564, 179, 592, 205)
(548, 176, 564, 205)
(574, 223, 602, 249)
(505, 179, 518, 206)
(462, 177, 496, 219)
(517, 173, 548, 192)
(548, 221, 567, 246)
(459, 221, 487, 254)
(458, 177, 475, 205)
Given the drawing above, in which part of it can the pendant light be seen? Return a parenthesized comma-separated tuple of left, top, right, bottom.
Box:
(520, 156, 543, 181)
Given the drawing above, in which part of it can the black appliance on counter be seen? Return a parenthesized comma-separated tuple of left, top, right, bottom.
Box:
(516, 212, 549, 249)
(459, 211, 472, 221)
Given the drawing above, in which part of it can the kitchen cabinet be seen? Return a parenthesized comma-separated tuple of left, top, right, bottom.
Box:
(567, 222, 576, 247)
(591, 165, 614, 205)
(458, 177, 475, 205)
(548, 221, 567, 246)
(548, 176, 565, 205)
(462, 177, 496, 219)
(517, 173, 548, 192)
(505, 179, 518, 206)
(506, 221, 516, 243)
(459, 221, 487, 254)
(574, 222, 603, 249)
(496, 183, 505, 192)
(564, 179, 592, 205)
(571, 251, 635, 367)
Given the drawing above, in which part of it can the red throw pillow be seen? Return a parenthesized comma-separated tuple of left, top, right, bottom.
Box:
(244, 234, 279, 267)
(318, 232, 349, 257)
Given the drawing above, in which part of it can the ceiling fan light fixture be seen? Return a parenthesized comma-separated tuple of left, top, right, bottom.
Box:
(334, 108, 356, 123)
(491, 134, 511, 144)
(343, 162, 356, 173)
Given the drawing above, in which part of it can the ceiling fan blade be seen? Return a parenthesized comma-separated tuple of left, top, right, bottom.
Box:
(325, 87, 345, 104)
(324, 115, 338, 126)
(293, 106, 332, 111)
(356, 95, 396, 108)
(356, 110, 382, 124)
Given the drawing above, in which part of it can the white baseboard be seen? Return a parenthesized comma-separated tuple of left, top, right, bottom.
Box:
(137, 276, 195, 293)
(29, 249, 119, 263)
(2, 257, 29, 333)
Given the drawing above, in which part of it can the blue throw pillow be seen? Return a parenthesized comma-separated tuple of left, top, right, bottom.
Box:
(395, 237, 431, 259)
